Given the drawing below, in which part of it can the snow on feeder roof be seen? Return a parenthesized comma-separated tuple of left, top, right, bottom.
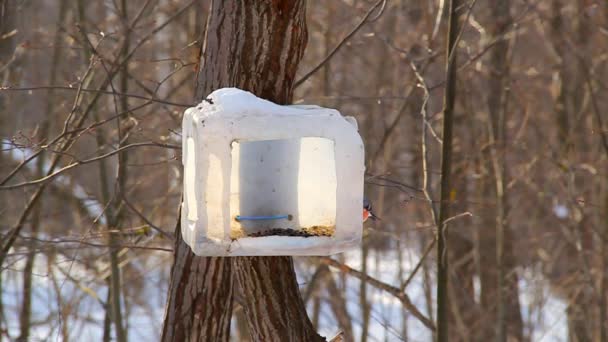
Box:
(181, 88, 365, 256)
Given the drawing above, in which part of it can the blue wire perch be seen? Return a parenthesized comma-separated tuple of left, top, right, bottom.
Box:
(235, 214, 293, 221)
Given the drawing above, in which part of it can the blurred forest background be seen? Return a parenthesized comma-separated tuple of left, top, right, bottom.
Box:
(1, 0, 607, 341)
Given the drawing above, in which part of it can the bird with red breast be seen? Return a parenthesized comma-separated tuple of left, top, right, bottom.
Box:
(363, 199, 380, 222)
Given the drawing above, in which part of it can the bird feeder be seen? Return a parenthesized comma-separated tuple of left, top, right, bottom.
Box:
(181, 88, 364, 256)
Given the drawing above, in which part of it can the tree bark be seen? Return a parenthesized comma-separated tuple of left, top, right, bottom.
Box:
(234, 257, 324, 341)
(161, 223, 234, 342)
(163, 1, 323, 341)
(194, 0, 307, 103)
(549, 1, 593, 340)
(437, 0, 462, 340)
(485, 0, 524, 341)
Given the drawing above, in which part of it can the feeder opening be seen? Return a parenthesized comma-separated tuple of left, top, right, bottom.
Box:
(185, 137, 198, 221)
(229, 137, 337, 239)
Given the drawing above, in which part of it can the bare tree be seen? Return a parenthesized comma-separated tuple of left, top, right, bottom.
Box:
(162, 1, 322, 341)
(485, 0, 524, 340)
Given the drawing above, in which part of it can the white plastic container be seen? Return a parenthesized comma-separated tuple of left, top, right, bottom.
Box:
(181, 88, 364, 256)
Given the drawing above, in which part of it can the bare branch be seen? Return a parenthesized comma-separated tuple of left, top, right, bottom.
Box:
(0, 86, 194, 107)
(294, 0, 386, 88)
(0, 142, 179, 190)
(319, 256, 436, 331)
(121, 193, 175, 240)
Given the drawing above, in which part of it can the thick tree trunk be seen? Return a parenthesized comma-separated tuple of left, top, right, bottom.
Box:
(234, 257, 324, 341)
(163, 1, 323, 341)
(161, 222, 234, 342)
(194, 0, 307, 103)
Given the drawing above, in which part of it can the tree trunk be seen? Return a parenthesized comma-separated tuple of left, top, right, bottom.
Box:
(485, 0, 524, 341)
(161, 224, 234, 341)
(163, 1, 323, 341)
(550, 1, 593, 340)
(437, 0, 462, 340)
(234, 257, 324, 341)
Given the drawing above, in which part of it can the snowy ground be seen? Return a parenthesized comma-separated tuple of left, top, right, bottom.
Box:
(2, 245, 569, 341)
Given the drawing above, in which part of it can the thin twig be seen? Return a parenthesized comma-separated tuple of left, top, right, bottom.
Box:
(294, 0, 386, 88)
(121, 193, 174, 240)
(401, 239, 436, 291)
(0, 86, 193, 107)
(0, 142, 179, 190)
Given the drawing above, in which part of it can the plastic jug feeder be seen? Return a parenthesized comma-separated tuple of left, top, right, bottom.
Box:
(181, 88, 365, 256)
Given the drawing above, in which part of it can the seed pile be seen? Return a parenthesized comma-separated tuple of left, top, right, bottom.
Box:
(230, 226, 335, 240)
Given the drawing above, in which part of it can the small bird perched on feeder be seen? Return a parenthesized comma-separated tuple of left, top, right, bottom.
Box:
(363, 199, 380, 222)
